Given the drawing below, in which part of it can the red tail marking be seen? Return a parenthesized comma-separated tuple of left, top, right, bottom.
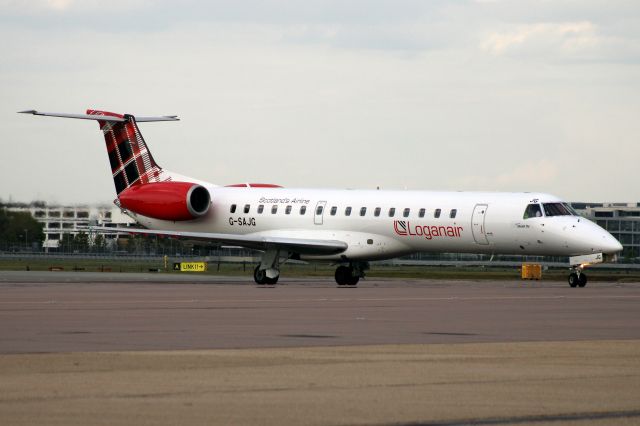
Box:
(87, 109, 166, 194)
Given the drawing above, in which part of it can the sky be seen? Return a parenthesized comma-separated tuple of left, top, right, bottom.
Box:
(1, 0, 639, 204)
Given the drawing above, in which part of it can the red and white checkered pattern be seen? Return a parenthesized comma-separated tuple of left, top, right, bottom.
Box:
(87, 109, 171, 194)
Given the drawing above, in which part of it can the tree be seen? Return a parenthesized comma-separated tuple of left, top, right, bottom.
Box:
(92, 233, 106, 253)
(0, 208, 44, 249)
(60, 233, 75, 253)
(74, 231, 90, 252)
(127, 235, 143, 254)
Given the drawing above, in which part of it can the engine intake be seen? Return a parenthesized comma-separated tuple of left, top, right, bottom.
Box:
(118, 182, 211, 221)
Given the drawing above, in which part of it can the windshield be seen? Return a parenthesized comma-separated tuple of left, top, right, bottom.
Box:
(563, 203, 579, 216)
(523, 203, 543, 219)
(543, 202, 573, 217)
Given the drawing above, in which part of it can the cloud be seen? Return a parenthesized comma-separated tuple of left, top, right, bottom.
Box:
(479, 19, 640, 63)
(1, 1, 640, 203)
(45, 0, 73, 10)
(455, 160, 560, 192)
(481, 21, 598, 55)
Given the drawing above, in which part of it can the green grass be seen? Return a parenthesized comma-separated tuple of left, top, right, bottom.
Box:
(0, 258, 166, 273)
(1, 258, 640, 282)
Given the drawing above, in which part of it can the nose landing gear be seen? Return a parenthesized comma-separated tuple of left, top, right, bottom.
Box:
(568, 268, 587, 288)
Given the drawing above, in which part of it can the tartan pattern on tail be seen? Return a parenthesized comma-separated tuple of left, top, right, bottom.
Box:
(87, 109, 171, 194)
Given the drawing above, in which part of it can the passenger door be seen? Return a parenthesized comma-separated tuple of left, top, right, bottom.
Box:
(471, 204, 489, 245)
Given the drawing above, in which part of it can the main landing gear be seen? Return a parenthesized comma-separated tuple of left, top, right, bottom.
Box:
(254, 249, 280, 285)
(334, 262, 368, 286)
(568, 267, 587, 288)
(254, 265, 279, 285)
(252, 250, 369, 287)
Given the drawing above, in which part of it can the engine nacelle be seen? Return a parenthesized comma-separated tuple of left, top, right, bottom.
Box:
(118, 182, 211, 221)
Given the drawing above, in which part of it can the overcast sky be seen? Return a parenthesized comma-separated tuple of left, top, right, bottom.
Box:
(1, 0, 639, 204)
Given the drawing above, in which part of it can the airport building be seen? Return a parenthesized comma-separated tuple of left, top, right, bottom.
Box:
(3, 202, 134, 249)
(2, 200, 640, 260)
(571, 202, 640, 261)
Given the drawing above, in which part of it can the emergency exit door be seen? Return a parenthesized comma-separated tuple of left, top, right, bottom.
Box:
(471, 204, 489, 245)
(314, 201, 327, 225)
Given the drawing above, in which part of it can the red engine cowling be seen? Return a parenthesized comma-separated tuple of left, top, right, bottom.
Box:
(118, 182, 211, 221)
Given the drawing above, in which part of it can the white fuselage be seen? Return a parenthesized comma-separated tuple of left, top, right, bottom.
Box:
(21, 109, 622, 270)
(127, 187, 622, 262)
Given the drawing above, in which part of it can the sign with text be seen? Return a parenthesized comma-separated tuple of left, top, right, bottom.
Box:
(173, 262, 207, 272)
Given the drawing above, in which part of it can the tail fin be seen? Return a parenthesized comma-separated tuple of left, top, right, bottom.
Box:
(87, 109, 170, 195)
(19, 109, 211, 193)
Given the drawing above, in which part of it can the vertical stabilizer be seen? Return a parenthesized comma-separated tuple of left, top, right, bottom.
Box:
(87, 109, 170, 194)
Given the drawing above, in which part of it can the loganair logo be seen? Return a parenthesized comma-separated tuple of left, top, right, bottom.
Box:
(393, 221, 463, 240)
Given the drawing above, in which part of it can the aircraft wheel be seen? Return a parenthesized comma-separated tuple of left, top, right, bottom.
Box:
(578, 273, 587, 288)
(568, 273, 579, 288)
(347, 274, 360, 286)
(335, 266, 351, 286)
(266, 274, 279, 285)
(254, 266, 267, 285)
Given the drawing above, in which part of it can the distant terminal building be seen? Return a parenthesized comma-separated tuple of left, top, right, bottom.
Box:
(3, 200, 640, 260)
(570, 202, 640, 260)
(4, 202, 134, 249)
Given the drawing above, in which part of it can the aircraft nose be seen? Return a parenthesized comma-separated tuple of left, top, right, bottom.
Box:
(589, 221, 623, 254)
(567, 219, 623, 255)
(601, 232, 623, 254)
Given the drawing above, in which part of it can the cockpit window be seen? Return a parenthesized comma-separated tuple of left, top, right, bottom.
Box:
(563, 203, 579, 216)
(543, 202, 572, 217)
(523, 203, 543, 219)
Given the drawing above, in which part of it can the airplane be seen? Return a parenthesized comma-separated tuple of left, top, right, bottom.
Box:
(20, 109, 623, 287)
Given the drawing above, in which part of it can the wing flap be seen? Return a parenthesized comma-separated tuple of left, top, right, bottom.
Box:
(86, 226, 347, 255)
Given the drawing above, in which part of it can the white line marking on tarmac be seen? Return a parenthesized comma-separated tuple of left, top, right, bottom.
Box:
(1, 295, 640, 305)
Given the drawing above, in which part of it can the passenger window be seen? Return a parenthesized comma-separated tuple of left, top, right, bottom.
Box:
(257, 205, 264, 214)
(316, 205, 323, 215)
(403, 208, 410, 218)
(360, 207, 367, 216)
(285, 205, 292, 215)
(419, 208, 425, 218)
(230, 204, 236, 213)
(434, 209, 441, 218)
(374, 207, 381, 217)
(300, 206, 307, 215)
(330, 206, 337, 216)
(271, 205, 278, 214)
(523, 203, 543, 219)
(345, 207, 352, 216)
(389, 207, 396, 217)
(450, 209, 457, 219)
(244, 204, 250, 214)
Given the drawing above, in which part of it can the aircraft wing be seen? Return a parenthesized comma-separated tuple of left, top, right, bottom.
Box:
(87, 226, 348, 255)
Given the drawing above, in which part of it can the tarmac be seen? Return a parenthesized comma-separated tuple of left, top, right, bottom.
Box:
(1, 271, 639, 425)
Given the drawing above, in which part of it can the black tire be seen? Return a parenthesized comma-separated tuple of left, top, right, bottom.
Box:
(568, 273, 579, 288)
(335, 266, 351, 286)
(266, 275, 279, 285)
(347, 275, 360, 286)
(578, 274, 587, 287)
(254, 266, 267, 285)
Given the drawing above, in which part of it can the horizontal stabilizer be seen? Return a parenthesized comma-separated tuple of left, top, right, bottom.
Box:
(18, 110, 179, 122)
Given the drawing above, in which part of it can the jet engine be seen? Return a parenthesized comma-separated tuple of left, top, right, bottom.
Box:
(118, 182, 211, 221)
